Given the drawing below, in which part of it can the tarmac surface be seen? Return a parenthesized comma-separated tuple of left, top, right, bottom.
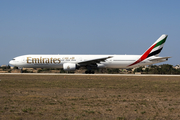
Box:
(0, 73, 180, 76)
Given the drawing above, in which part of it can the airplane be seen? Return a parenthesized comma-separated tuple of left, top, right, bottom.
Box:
(9, 34, 170, 73)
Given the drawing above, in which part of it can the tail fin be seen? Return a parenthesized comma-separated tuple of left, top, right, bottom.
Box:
(147, 34, 168, 57)
(129, 34, 168, 66)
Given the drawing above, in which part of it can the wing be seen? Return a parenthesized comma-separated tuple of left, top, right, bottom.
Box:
(78, 56, 113, 66)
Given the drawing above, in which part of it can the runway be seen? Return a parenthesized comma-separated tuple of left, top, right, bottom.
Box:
(0, 73, 180, 76)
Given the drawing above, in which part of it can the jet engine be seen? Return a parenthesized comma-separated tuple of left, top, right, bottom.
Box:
(97, 64, 105, 68)
(63, 63, 76, 71)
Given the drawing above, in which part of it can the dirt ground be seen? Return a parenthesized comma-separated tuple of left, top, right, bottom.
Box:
(0, 75, 180, 120)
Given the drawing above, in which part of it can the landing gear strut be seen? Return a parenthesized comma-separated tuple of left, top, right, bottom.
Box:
(19, 67, 23, 73)
(85, 66, 95, 74)
(85, 70, 94, 74)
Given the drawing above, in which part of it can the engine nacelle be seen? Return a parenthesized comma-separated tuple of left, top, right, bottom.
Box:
(97, 64, 105, 68)
(63, 63, 76, 71)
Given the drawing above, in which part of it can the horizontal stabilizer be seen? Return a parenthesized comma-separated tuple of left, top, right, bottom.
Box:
(149, 56, 171, 61)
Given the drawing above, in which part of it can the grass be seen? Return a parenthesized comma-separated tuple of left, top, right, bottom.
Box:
(0, 75, 180, 119)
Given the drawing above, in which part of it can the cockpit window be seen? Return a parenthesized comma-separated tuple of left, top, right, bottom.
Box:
(12, 59, 15, 60)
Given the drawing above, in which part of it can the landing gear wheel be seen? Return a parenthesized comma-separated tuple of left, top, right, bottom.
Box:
(85, 70, 95, 74)
(20, 69, 23, 73)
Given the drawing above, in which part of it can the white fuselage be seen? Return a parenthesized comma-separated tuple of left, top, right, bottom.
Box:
(9, 34, 170, 70)
(9, 54, 165, 69)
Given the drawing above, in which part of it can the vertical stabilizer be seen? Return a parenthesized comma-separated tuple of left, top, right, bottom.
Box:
(147, 34, 168, 57)
(129, 34, 168, 66)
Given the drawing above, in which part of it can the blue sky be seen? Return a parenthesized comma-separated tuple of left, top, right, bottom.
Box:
(0, 0, 180, 65)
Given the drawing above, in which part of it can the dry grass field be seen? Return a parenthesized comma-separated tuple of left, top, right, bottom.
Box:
(0, 75, 180, 120)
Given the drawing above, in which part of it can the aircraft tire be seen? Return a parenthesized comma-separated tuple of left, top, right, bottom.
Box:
(85, 70, 94, 74)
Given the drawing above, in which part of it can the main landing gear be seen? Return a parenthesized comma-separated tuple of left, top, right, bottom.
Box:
(85, 70, 95, 74)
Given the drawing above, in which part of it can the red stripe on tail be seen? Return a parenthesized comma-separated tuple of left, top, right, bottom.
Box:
(128, 44, 156, 67)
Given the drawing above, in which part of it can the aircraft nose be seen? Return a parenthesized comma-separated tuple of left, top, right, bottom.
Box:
(9, 60, 12, 65)
(9, 60, 15, 66)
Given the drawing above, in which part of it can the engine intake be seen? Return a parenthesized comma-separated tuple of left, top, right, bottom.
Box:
(63, 63, 76, 71)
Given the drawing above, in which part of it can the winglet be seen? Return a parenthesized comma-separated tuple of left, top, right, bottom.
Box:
(128, 34, 168, 67)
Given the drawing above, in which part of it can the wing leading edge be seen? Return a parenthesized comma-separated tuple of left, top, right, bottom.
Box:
(78, 56, 113, 66)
